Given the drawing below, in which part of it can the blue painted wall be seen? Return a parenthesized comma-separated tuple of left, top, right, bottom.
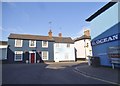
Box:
(0, 48, 7, 60)
(7, 39, 54, 63)
(92, 22, 120, 66)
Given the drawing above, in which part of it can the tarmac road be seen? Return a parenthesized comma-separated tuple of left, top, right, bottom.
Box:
(2, 62, 110, 84)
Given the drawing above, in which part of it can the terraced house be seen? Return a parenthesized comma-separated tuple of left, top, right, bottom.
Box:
(7, 30, 75, 63)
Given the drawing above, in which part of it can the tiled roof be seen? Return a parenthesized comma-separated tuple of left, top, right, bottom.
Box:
(0, 41, 7, 45)
(53, 37, 74, 43)
(8, 33, 54, 41)
(74, 35, 91, 42)
(8, 33, 74, 43)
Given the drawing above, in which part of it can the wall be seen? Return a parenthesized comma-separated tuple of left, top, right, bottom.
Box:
(54, 43, 75, 62)
(0, 45, 7, 60)
(90, 3, 120, 39)
(74, 39, 92, 59)
(7, 39, 54, 63)
(92, 22, 120, 66)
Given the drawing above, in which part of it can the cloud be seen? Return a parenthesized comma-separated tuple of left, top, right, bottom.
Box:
(0, 26, 26, 40)
(0, 26, 25, 34)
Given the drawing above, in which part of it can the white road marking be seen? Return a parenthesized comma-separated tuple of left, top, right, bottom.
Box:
(45, 66, 65, 69)
(73, 67, 120, 85)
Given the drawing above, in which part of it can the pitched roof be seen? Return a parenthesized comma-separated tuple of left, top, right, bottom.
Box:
(86, 1, 116, 22)
(8, 33, 55, 41)
(8, 33, 74, 43)
(0, 41, 7, 45)
(74, 35, 91, 42)
(53, 37, 74, 43)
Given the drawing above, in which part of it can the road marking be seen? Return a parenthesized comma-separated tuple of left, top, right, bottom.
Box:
(74, 67, 120, 85)
(45, 66, 65, 69)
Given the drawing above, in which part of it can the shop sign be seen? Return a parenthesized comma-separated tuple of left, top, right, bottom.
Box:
(92, 33, 120, 46)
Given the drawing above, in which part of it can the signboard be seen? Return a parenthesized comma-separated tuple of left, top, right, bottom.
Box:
(92, 33, 120, 46)
(108, 46, 120, 58)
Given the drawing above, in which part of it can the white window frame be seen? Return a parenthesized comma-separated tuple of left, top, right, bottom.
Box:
(14, 51, 23, 61)
(56, 43, 59, 47)
(42, 51, 48, 60)
(67, 43, 70, 48)
(42, 41, 48, 48)
(15, 39, 23, 47)
(29, 40, 36, 47)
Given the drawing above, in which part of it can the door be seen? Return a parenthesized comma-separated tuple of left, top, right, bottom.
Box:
(31, 53, 35, 63)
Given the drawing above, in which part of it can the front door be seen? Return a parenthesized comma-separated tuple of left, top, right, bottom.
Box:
(31, 53, 35, 63)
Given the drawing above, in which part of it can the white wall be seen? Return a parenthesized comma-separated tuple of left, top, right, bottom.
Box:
(74, 39, 92, 59)
(90, 3, 119, 39)
(54, 43, 75, 62)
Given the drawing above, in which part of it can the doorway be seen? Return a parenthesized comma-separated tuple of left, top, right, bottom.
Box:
(29, 51, 36, 63)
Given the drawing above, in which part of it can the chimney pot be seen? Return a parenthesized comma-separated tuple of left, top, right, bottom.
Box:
(48, 29, 52, 38)
(84, 30, 90, 36)
(59, 33, 62, 37)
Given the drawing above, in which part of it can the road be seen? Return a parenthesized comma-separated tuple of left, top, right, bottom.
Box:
(2, 62, 109, 84)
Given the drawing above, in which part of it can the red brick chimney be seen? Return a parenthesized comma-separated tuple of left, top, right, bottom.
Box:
(58, 33, 62, 38)
(48, 29, 52, 38)
(84, 30, 90, 36)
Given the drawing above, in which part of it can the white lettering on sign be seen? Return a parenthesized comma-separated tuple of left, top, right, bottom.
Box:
(92, 34, 119, 46)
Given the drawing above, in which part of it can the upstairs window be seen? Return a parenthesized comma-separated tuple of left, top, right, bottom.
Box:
(56, 43, 59, 47)
(67, 44, 70, 48)
(14, 51, 23, 61)
(15, 39, 23, 47)
(29, 40, 36, 47)
(42, 41, 48, 48)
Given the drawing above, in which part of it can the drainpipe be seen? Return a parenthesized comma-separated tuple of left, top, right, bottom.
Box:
(84, 39, 87, 60)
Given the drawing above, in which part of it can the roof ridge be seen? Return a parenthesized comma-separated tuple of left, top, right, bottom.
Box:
(10, 33, 49, 37)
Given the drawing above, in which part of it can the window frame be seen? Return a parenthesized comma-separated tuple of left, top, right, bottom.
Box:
(29, 40, 36, 47)
(67, 43, 70, 48)
(15, 39, 23, 47)
(42, 51, 48, 60)
(56, 43, 59, 48)
(42, 41, 48, 48)
(14, 51, 23, 61)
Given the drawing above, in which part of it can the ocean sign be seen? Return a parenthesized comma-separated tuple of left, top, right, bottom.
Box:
(92, 33, 120, 46)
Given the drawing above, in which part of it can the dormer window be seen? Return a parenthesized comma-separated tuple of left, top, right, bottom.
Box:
(29, 40, 36, 47)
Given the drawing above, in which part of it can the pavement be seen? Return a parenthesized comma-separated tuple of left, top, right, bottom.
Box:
(74, 62, 120, 85)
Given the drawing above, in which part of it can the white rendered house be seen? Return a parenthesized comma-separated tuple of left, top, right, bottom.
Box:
(53, 33, 75, 62)
(74, 30, 92, 60)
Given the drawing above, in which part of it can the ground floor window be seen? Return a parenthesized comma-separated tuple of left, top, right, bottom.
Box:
(14, 51, 23, 61)
(42, 51, 48, 60)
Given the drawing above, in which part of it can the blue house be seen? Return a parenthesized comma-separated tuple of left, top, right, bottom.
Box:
(7, 30, 74, 63)
(86, 1, 120, 67)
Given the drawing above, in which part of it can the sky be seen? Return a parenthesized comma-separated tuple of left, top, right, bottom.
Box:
(1, 1, 108, 41)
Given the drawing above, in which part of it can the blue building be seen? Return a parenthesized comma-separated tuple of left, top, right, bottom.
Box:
(0, 41, 7, 61)
(86, 1, 120, 67)
(7, 30, 74, 63)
